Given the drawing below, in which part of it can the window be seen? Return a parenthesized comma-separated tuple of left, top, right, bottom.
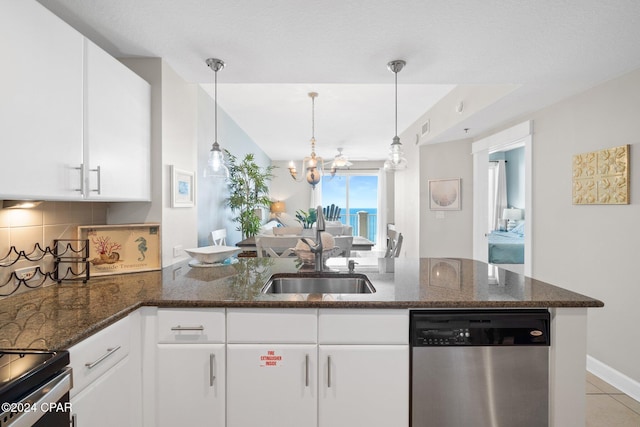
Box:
(321, 174, 378, 242)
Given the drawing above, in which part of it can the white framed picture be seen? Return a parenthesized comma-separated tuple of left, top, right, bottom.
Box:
(171, 166, 195, 208)
(428, 178, 461, 210)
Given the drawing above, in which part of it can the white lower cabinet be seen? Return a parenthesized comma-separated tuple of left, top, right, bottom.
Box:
(226, 344, 317, 427)
(153, 308, 226, 427)
(225, 308, 409, 427)
(71, 356, 137, 427)
(156, 344, 225, 427)
(69, 312, 141, 427)
(318, 345, 409, 427)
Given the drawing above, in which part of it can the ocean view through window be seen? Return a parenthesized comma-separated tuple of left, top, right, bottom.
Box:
(321, 174, 378, 242)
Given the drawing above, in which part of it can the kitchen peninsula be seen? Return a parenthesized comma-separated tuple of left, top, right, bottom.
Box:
(0, 257, 602, 427)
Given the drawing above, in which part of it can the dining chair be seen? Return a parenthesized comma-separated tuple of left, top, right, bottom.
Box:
(211, 229, 227, 246)
(255, 236, 300, 258)
(333, 236, 353, 257)
(385, 229, 403, 258)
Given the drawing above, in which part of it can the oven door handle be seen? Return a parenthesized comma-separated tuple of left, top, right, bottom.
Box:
(0, 367, 72, 427)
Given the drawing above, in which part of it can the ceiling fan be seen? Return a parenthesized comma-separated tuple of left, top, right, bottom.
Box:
(330, 148, 353, 171)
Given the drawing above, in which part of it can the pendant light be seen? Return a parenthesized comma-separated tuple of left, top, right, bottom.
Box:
(383, 59, 408, 171)
(203, 58, 230, 179)
(288, 92, 324, 188)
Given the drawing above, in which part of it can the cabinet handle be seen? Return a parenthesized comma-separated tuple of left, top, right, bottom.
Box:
(327, 355, 332, 388)
(74, 164, 84, 193)
(305, 354, 309, 387)
(209, 353, 216, 387)
(85, 345, 121, 369)
(170, 325, 204, 331)
(89, 165, 101, 194)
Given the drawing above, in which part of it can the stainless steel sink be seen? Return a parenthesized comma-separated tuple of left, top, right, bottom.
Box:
(261, 273, 376, 294)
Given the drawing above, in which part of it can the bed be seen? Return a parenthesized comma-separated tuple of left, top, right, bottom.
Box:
(488, 222, 525, 264)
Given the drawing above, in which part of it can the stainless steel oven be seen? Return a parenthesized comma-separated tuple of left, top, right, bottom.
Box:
(0, 350, 72, 427)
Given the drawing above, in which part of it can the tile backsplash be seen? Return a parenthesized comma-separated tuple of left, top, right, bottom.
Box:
(0, 202, 107, 298)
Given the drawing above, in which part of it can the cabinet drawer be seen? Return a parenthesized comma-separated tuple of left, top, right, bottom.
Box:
(227, 308, 317, 343)
(157, 308, 225, 343)
(69, 315, 131, 397)
(318, 309, 408, 344)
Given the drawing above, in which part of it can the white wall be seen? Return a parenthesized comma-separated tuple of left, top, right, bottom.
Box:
(420, 139, 474, 258)
(108, 58, 198, 267)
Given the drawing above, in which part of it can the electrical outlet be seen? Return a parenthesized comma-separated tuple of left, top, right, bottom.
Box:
(173, 245, 183, 257)
(14, 266, 40, 285)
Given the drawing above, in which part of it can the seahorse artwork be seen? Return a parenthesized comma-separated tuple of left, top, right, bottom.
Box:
(135, 237, 148, 261)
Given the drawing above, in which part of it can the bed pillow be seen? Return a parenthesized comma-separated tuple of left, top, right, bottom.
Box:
(510, 221, 525, 236)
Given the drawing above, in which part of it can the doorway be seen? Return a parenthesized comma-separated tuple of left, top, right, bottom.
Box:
(472, 121, 532, 276)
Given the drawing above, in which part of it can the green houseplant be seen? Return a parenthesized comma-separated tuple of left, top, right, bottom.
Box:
(225, 151, 275, 239)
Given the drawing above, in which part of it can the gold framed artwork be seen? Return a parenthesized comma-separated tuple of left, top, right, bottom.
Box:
(572, 144, 629, 205)
(428, 178, 461, 210)
(78, 224, 161, 276)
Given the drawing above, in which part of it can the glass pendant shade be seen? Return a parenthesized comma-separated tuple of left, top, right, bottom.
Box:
(203, 57, 228, 179)
(385, 59, 408, 172)
(204, 142, 229, 178)
(383, 136, 408, 171)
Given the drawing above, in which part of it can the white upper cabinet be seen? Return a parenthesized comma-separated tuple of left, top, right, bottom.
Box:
(0, 0, 84, 200)
(0, 0, 151, 202)
(84, 40, 150, 201)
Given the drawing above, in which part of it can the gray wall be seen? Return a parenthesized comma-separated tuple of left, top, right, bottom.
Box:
(527, 68, 640, 384)
(420, 139, 474, 258)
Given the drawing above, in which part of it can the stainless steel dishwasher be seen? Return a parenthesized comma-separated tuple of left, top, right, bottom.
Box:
(410, 310, 550, 427)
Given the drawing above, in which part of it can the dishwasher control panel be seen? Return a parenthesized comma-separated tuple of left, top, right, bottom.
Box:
(418, 328, 471, 345)
(410, 309, 550, 347)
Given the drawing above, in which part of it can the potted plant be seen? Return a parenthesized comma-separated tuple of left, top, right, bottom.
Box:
(225, 151, 275, 239)
(295, 208, 317, 229)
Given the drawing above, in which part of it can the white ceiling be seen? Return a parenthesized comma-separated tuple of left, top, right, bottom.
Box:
(37, 0, 640, 161)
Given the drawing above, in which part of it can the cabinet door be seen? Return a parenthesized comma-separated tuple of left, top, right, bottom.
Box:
(156, 344, 225, 427)
(0, 0, 84, 200)
(227, 344, 317, 427)
(71, 356, 138, 427)
(84, 40, 150, 201)
(318, 345, 409, 427)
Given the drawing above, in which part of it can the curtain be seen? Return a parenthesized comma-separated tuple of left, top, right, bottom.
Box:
(488, 160, 507, 232)
(376, 168, 388, 248)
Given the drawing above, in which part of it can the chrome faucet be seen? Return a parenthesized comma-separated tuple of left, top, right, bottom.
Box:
(301, 205, 326, 272)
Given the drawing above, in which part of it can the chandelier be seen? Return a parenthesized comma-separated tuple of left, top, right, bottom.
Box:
(288, 92, 324, 188)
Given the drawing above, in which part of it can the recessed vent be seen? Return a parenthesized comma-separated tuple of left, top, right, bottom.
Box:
(421, 120, 430, 136)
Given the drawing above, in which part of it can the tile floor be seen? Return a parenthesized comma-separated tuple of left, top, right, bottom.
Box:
(586, 372, 640, 426)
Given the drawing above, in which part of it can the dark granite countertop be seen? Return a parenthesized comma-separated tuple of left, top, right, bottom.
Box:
(0, 257, 603, 351)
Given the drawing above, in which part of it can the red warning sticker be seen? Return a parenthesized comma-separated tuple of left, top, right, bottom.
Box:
(259, 350, 283, 367)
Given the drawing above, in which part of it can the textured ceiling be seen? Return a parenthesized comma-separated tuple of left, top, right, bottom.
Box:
(37, 0, 640, 160)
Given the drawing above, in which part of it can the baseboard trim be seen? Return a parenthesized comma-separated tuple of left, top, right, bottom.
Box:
(587, 355, 640, 402)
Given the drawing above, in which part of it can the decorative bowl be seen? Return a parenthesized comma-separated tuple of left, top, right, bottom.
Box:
(184, 245, 242, 265)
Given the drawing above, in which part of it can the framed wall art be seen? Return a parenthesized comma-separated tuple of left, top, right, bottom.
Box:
(171, 166, 195, 208)
(572, 144, 629, 205)
(429, 178, 461, 210)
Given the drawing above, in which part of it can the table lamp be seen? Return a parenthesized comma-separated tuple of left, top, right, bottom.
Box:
(502, 208, 522, 231)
